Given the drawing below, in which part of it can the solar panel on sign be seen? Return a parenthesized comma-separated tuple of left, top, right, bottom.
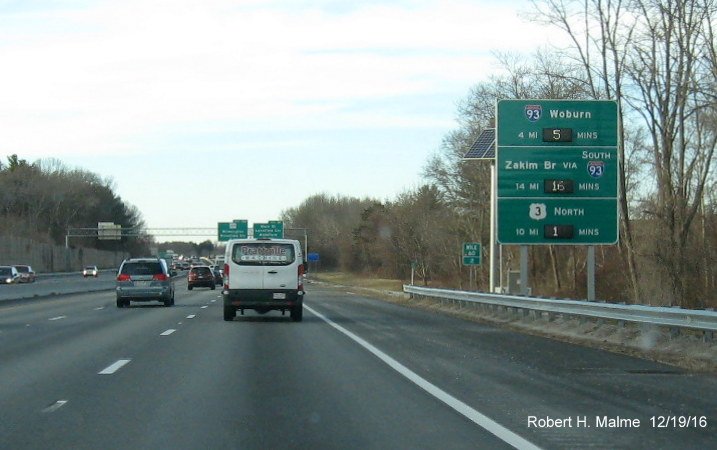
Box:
(463, 128, 495, 160)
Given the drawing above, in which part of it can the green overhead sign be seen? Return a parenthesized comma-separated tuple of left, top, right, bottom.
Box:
(217, 220, 248, 241)
(496, 99, 619, 245)
(253, 220, 284, 238)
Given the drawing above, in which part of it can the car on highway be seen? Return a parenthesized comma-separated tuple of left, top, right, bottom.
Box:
(222, 238, 304, 321)
(13, 265, 36, 283)
(83, 265, 99, 277)
(187, 265, 215, 290)
(0, 266, 21, 284)
(115, 257, 175, 307)
(211, 266, 223, 285)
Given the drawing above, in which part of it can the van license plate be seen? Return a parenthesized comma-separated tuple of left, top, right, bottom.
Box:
(273, 293, 286, 299)
(134, 281, 150, 286)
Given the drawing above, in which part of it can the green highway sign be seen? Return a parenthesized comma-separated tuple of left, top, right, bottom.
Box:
(253, 221, 284, 238)
(218, 220, 248, 241)
(462, 242, 481, 266)
(498, 147, 617, 198)
(496, 99, 619, 245)
(497, 100, 618, 147)
(497, 199, 618, 244)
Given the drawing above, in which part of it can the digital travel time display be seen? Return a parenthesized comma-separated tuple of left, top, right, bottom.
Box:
(543, 127, 573, 143)
(541, 128, 575, 239)
(543, 128, 575, 196)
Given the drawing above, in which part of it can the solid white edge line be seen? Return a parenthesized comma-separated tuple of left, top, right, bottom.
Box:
(98, 359, 131, 375)
(160, 329, 176, 336)
(304, 304, 543, 450)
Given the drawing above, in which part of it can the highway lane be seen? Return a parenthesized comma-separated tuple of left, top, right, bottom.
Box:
(0, 281, 511, 449)
(0, 271, 116, 302)
(0, 281, 715, 449)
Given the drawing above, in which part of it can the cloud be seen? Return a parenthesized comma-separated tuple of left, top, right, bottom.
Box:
(0, 0, 555, 157)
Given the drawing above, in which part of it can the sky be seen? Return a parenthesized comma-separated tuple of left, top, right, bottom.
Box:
(0, 0, 561, 242)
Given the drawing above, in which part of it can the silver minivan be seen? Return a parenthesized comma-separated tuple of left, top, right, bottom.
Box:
(222, 238, 304, 321)
(116, 257, 175, 307)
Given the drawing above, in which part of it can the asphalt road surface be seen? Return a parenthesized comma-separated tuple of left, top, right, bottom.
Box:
(0, 279, 715, 449)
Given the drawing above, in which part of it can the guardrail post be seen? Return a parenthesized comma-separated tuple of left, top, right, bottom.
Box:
(670, 327, 680, 339)
(704, 331, 714, 342)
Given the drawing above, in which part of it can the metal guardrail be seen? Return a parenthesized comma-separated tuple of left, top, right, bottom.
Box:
(403, 285, 717, 334)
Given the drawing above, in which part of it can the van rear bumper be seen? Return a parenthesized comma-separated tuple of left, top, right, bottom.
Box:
(223, 289, 303, 308)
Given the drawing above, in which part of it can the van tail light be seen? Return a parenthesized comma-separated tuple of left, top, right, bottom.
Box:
(117, 274, 131, 281)
(153, 274, 168, 281)
(298, 264, 304, 291)
(223, 264, 229, 289)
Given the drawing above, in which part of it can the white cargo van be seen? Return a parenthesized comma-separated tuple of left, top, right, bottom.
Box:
(222, 238, 305, 321)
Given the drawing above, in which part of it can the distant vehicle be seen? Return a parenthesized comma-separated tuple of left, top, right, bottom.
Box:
(13, 265, 36, 283)
(211, 266, 223, 285)
(115, 257, 175, 308)
(83, 265, 99, 277)
(222, 238, 304, 321)
(0, 266, 21, 284)
(188, 266, 215, 290)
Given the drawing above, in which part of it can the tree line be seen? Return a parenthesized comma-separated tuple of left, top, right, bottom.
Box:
(282, 0, 717, 309)
(0, 155, 150, 255)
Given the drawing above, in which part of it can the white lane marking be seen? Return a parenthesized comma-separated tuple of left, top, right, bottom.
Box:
(305, 304, 543, 450)
(201, 306, 208, 309)
(211, 299, 217, 303)
(186, 314, 196, 319)
(98, 359, 132, 375)
(94, 307, 105, 311)
(160, 329, 176, 336)
(42, 400, 68, 413)
(48, 316, 67, 321)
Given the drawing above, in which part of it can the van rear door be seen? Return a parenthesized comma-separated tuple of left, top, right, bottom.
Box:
(230, 241, 297, 289)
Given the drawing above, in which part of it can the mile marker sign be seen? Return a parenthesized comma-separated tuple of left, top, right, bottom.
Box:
(463, 243, 481, 266)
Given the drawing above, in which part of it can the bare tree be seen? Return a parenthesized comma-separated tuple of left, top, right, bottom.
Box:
(624, 0, 717, 306)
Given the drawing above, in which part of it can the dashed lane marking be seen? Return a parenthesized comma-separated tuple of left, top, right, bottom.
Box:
(41, 400, 68, 413)
(98, 359, 131, 375)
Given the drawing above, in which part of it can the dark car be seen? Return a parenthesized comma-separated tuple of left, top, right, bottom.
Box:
(0, 266, 21, 284)
(187, 265, 215, 290)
